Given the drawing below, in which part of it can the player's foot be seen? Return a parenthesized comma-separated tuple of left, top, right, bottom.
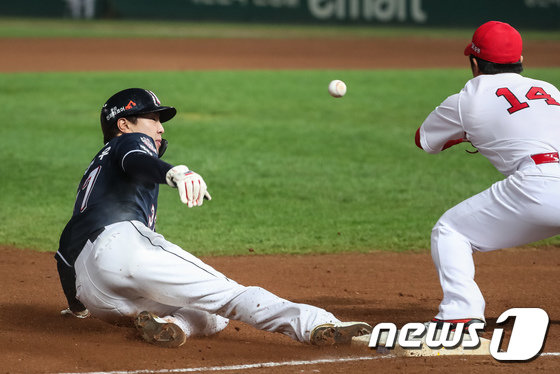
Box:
(60, 307, 90, 319)
(428, 318, 486, 332)
(135, 311, 187, 348)
(310, 322, 372, 346)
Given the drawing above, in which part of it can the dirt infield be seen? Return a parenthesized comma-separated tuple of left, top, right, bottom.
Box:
(1, 36, 559, 373)
(1, 37, 559, 71)
(1, 246, 559, 373)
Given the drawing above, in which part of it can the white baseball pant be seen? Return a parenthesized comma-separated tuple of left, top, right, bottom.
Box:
(74, 220, 339, 342)
(431, 160, 560, 320)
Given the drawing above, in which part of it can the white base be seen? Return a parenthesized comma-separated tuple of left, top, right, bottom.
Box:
(351, 331, 491, 357)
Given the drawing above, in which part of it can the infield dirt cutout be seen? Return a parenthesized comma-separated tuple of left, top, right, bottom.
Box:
(0, 36, 559, 373)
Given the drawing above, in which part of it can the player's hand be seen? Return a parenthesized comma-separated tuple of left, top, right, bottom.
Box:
(61, 307, 90, 319)
(166, 165, 212, 207)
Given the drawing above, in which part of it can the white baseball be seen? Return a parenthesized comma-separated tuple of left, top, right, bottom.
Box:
(328, 80, 347, 98)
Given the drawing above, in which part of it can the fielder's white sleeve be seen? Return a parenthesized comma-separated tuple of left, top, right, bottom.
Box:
(419, 93, 465, 154)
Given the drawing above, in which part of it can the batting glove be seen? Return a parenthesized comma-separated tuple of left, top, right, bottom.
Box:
(166, 165, 212, 207)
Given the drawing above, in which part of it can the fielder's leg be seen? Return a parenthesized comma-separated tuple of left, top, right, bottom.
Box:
(431, 169, 560, 321)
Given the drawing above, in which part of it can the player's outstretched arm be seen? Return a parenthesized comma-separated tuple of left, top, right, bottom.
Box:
(121, 148, 211, 208)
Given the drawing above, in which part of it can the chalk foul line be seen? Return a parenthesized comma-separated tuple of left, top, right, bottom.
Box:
(58, 351, 560, 374)
(57, 355, 391, 374)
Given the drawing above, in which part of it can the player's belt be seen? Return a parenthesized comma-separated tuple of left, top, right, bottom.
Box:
(531, 152, 560, 164)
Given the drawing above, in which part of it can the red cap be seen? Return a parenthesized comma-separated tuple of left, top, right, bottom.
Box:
(464, 21, 522, 64)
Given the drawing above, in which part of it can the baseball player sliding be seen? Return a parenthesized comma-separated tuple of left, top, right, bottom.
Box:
(416, 21, 560, 329)
(55, 88, 371, 347)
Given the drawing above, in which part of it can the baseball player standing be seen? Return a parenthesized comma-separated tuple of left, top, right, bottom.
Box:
(55, 88, 371, 347)
(416, 21, 560, 328)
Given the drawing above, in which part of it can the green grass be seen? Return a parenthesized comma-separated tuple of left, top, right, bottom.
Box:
(1, 68, 560, 255)
(1, 17, 560, 40)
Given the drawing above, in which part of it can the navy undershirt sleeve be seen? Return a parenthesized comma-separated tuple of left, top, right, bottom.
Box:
(122, 151, 173, 184)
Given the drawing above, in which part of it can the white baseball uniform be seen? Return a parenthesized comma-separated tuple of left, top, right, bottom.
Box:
(417, 73, 560, 320)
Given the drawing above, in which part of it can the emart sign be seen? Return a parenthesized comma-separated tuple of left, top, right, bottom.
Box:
(192, 0, 428, 23)
(307, 0, 427, 22)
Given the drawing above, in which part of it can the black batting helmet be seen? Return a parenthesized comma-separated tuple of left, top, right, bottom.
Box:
(100, 88, 177, 144)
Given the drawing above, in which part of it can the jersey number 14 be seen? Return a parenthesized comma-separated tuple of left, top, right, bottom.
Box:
(496, 86, 560, 114)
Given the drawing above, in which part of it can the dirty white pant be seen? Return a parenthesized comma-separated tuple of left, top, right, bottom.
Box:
(432, 162, 560, 320)
(74, 221, 339, 342)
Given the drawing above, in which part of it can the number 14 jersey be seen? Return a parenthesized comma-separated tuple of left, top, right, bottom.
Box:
(417, 73, 560, 176)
